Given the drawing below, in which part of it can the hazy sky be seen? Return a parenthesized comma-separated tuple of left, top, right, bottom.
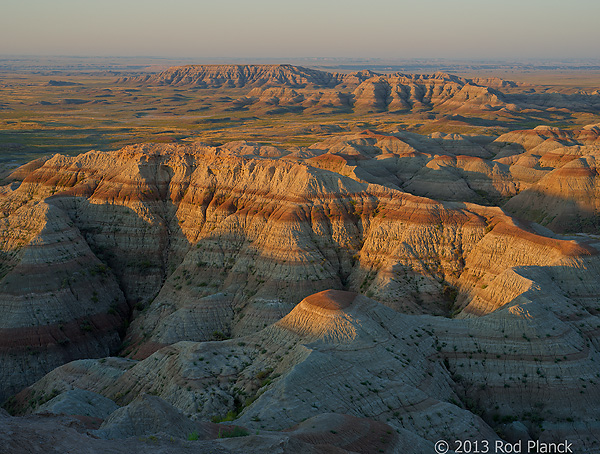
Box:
(2, 0, 599, 60)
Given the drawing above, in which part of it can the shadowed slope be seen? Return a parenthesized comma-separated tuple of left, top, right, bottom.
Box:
(18, 282, 600, 451)
(2, 137, 600, 398)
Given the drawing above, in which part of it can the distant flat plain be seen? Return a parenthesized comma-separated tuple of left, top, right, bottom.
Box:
(1, 56, 599, 177)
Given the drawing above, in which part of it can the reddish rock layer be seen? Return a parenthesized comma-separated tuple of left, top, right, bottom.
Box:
(3, 135, 600, 399)
(303, 290, 357, 311)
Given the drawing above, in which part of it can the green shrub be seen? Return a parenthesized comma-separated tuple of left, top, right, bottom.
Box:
(187, 431, 199, 441)
(218, 427, 249, 438)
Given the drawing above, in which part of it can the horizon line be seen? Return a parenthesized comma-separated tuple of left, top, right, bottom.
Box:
(2, 54, 600, 64)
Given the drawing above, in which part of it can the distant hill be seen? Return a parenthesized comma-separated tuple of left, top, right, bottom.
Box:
(117, 64, 600, 115)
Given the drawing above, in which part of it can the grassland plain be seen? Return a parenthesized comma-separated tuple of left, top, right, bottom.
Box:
(2, 63, 599, 178)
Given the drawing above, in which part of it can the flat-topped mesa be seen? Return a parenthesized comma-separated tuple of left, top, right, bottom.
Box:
(118, 64, 509, 89)
(114, 64, 600, 115)
(117, 64, 340, 89)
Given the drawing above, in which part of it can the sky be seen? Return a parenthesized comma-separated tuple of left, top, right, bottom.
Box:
(2, 0, 600, 60)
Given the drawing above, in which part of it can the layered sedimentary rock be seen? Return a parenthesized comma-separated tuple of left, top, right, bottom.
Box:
(0, 196, 128, 401)
(14, 292, 497, 449)
(0, 405, 415, 453)
(16, 287, 600, 452)
(306, 126, 600, 232)
(2, 136, 600, 392)
(4, 131, 600, 450)
(117, 64, 341, 89)
(118, 65, 600, 115)
(36, 388, 118, 421)
(5, 61, 600, 453)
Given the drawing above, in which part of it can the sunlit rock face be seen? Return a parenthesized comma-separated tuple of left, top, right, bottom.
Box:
(3, 125, 600, 452)
(119, 65, 600, 117)
(15, 284, 600, 452)
(6, 140, 594, 358)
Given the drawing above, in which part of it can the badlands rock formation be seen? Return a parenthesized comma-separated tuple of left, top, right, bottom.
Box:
(11, 288, 600, 452)
(1, 404, 409, 453)
(306, 126, 600, 232)
(117, 64, 344, 89)
(0, 198, 128, 400)
(3, 126, 600, 451)
(118, 65, 600, 115)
